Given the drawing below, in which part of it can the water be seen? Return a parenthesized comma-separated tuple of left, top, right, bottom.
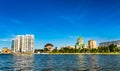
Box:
(0, 54, 120, 71)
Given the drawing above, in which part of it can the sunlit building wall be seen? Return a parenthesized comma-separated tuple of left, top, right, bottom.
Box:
(88, 40, 97, 49)
(12, 34, 34, 53)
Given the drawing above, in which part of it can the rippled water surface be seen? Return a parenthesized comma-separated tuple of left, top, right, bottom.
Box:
(0, 54, 120, 71)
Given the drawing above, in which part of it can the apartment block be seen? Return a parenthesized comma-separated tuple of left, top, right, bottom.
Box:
(12, 34, 34, 53)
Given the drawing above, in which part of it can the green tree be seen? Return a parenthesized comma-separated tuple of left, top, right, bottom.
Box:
(109, 44, 117, 52)
(44, 48, 49, 53)
(52, 47, 58, 53)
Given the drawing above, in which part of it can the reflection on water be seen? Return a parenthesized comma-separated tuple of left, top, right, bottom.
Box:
(34, 54, 55, 71)
(77, 54, 88, 70)
(89, 55, 99, 71)
(0, 54, 120, 71)
(76, 54, 99, 71)
(13, 54, 34, 71)
(0, 54, 34, 71)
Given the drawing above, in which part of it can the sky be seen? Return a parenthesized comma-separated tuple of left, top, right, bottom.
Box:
(0, 0, 120, 49)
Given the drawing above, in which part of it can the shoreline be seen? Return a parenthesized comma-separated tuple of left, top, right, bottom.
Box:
(0, 53, 120, 55)
(1, 53, 120, 55)
(49, 53, 120, 55)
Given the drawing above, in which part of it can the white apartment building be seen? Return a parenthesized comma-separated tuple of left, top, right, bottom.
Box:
(99, 40, 120, 47)
(12, 34, 34, 53)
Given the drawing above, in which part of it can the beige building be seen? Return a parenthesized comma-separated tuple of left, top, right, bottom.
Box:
(1, 48, 12, 54)
(44, 43, 54, 52)
(12, 34, 34, 53)
(88, 40, 97, 49)
(68, 46, 75, 49)
(61, 46, 75, 49)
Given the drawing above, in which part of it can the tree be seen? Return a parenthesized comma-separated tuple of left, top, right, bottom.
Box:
(44, 48, 49, 53)
(52, 47, 58, 53)
(109, 44, 117, 52)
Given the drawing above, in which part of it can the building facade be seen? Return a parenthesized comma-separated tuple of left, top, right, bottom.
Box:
(44, 43, 54, 52)
(61, 46, 75, 49)
(12, 34, 34, 53)
(99, 40, 120, 47)
(2, 47, 12, 54)
(11, 40, 15, 51)
(88, 40, 97, 49)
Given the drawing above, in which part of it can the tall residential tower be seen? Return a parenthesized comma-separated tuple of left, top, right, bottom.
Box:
(12, 34, 34, 53)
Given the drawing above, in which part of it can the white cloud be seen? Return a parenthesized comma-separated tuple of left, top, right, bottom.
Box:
(0, 38, 12, 42)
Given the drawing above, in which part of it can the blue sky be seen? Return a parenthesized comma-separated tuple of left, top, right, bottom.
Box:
(0, 0, 120, 49)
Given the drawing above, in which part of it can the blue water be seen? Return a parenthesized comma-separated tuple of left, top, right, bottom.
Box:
(0, 54, 120, 71)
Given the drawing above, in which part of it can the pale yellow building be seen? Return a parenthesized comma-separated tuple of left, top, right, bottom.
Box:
(88, 40, 97, 49)
(1, 48, 12, 54)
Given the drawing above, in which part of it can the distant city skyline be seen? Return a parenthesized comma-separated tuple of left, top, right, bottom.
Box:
(0, 0, 120, 49)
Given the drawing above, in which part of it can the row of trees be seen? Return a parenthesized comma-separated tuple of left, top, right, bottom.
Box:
(34, 44, 120, 53)
(57, 44, 120, 53)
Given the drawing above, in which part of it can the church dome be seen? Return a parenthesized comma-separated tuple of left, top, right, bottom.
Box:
(77, 37, 83, 42)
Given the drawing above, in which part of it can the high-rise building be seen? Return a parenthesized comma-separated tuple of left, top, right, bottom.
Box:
(11, 39, 15, 51)
(88, 40, 97, 49)
(12, 34, 34, 53)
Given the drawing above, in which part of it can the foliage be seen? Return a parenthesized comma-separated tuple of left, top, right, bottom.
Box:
(34, 49, 44, 53)
(44, 48, 49, 53)
(52, 47, 58, 53)
(50, 44, 120, 53)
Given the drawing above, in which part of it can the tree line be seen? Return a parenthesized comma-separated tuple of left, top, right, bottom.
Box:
(34, 44, 120, 53)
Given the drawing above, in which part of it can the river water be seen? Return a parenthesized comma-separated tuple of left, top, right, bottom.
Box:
(0, 54, 120, 71)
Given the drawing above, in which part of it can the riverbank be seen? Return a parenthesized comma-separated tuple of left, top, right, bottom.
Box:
(1, 53, 120, 55)
(49, 53, 120, 55)
(12, 52, 34, 55)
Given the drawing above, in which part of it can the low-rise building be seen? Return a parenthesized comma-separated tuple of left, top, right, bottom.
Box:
(44, 43, 54, 52)
(61, 46, 75, 49)
(1, 48, 12, 54)
(99, 40, 120, 47)
(68, 46, 75, 49)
